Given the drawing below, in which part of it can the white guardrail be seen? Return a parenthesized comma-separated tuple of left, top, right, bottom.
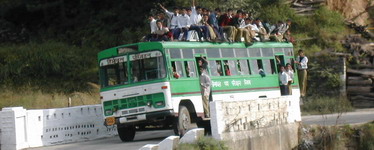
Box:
(0, 105, 117, 150)
(0, 96, 302, 150)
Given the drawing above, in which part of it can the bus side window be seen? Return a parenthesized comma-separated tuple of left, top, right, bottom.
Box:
(267, 59, 277, 74)
(250, 59, 259, 75)
(238, 60, 250, 75)
(185, 61, 197, 78)
(216, 60, 223, 76)
(208, 60, 222, 76)
(257, 59, 266, 77)
(223, 60, 230, 76)
(247, 60, 252, 75)
(227, 60, 238, 76)
(171, 61, 185, 79)
(257, 59, 263, 73)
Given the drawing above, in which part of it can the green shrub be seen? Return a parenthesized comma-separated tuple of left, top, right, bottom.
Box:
(306, 54, 344, 97)
(360, 123, 374, 150)
(0, 88, 100, 109)
(178, 136, 228, 150)
(0, 41, 99, 93)
(299, 122, 374, 150)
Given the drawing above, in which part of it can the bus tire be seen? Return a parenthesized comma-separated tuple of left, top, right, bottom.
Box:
(175, 106, 191, 136)
(118, 125, 136, 142)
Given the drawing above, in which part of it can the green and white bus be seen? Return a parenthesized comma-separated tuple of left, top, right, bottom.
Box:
(98, 41, 300, 141)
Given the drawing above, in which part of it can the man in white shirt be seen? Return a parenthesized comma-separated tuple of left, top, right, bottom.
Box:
(279, 65, 290, 95)
(243, 18, 258, 40)
(295, 49, 308, 97)
(144, 15, 158, 41)
(159, 4, 180, 40)
(254, 18, 269, 41)
(270, 21, 285, 42)
(174, 7, 191, 41)
(187, 0, 208, 41)
(152, 20, 170, 41)
(286, 63, 294, 95)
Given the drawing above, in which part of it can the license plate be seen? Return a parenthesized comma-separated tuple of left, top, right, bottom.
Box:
(105, 117, 115, 126)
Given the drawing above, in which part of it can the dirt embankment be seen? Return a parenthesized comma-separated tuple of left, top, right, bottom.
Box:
(326, 0, 374, 26)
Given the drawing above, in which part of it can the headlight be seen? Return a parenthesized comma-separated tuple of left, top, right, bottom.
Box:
(156, 101, 164, 106)
(105, 109, 113, 115)
(147, 101, 152, 107)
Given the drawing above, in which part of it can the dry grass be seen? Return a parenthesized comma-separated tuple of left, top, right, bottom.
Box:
(0, 88, 100, 110)
(298, 122, 374, 150)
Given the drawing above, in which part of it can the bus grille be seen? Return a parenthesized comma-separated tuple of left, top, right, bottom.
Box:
(103, 93, 165, 116)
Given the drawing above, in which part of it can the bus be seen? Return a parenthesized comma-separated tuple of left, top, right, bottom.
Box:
(98, 41, 300, 141)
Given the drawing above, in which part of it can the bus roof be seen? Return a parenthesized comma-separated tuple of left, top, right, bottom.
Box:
(98, 42, 293, 60)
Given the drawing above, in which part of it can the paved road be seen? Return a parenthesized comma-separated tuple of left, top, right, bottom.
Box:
(28, 109, 374, 150)
(28, 130, 175, 150)
(302, 108, 374, 126)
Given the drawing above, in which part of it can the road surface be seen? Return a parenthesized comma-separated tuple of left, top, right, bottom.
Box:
(28, 109, 374, 150)
(302, 108, 374, 126)
(28, 130, 174, 150)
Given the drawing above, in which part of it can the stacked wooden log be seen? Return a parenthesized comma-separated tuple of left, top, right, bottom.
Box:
(347, 67, 374, 108)
(346, 21, 374, 39)
(342, 34, 374, 108)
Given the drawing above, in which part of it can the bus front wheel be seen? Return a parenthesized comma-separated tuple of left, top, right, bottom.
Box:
(118, 125, 136, 142)
(175, 106, 191, 136)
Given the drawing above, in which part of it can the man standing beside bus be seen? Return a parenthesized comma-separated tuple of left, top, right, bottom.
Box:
(295, 49, 308, 98)
(198, 56, 211, 118)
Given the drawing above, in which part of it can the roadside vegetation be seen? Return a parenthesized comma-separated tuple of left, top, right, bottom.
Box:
(0, 89, 100, 109)
(178, 136, 228, 150)
(0, 0, 352, 109)
(298, 122, 374, 150)
(301, 96, 353, 116)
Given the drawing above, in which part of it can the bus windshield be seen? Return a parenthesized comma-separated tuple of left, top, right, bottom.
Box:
(100, 50, 166, 87)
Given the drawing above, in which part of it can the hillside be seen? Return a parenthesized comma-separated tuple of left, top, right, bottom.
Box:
(326, 0, 373, 26)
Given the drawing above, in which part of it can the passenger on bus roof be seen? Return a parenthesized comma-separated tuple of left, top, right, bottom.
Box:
(156, 12, 168, 27)
(159, 4, 180, 41)
(172, 7, 190, 41)
(144, 15, 158, 41)
(219, 8, 236, 43)
(201, 14, 215, 41)
(151, 20, 170, 41)
(188, 0, 208, 42)
(233, 10, 252, 45)
(208, 8, 224, 41)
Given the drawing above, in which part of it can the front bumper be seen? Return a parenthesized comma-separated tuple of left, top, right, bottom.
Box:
(114, 109, 174, 126)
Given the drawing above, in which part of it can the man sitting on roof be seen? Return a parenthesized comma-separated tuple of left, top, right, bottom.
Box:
(149, 20, 170, 41)
(187, 0, 208, 41)
(173, 7, 191, 41)
(159, 4, 180, 41)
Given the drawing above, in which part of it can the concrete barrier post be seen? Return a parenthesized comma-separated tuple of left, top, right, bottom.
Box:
(210, 100, 224, 140)
(0, 107, 28, 150)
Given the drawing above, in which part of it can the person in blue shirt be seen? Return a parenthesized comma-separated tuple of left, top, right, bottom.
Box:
(208, 8, 224, 41)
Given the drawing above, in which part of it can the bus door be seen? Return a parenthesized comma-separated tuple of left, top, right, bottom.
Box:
(194, 54, 208, 75)
(274, 54, 285, 73)
(275, 54, 287, 95)
(194, 54, 213, 101)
